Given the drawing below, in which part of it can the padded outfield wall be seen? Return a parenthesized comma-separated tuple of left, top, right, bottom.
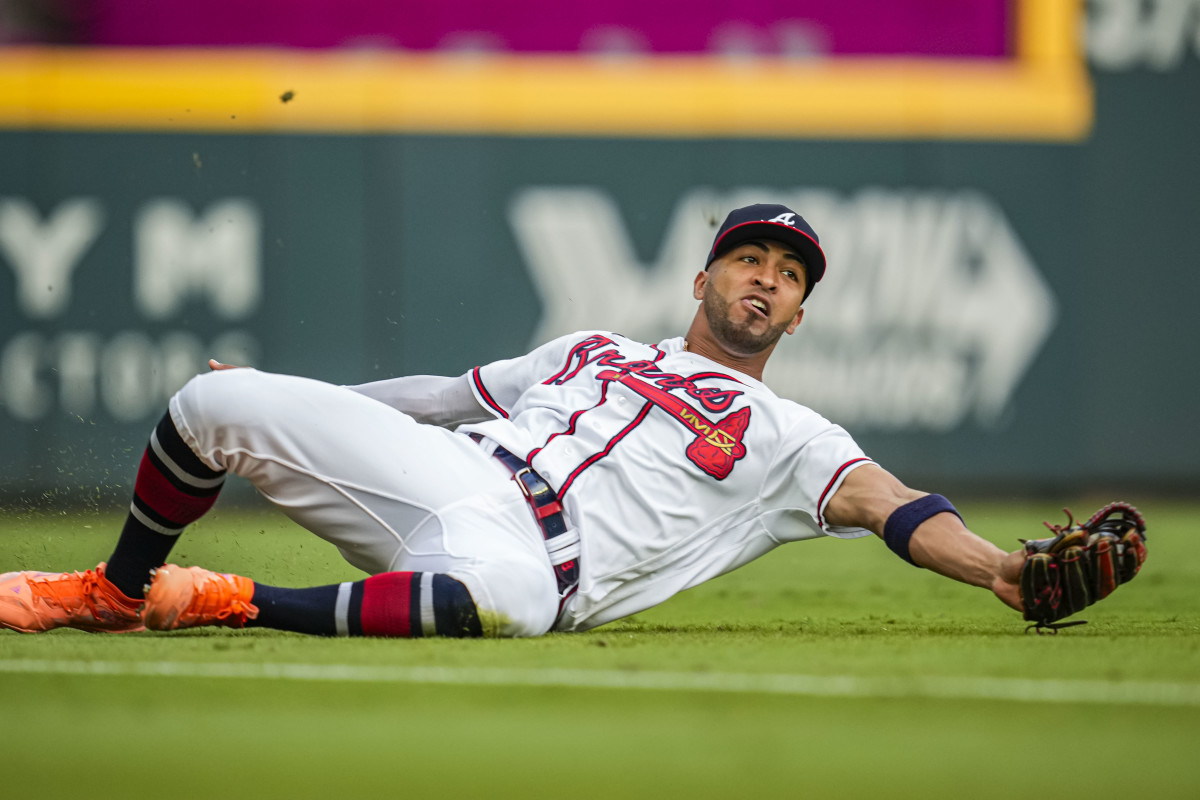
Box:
(0, 0, 1197, 503)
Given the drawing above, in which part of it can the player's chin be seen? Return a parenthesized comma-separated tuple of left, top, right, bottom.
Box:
(718, 325, 781, 355)
(706, 302, 784, 353)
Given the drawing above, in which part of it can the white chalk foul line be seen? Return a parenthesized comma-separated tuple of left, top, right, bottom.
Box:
(1, 658, 1197, 706)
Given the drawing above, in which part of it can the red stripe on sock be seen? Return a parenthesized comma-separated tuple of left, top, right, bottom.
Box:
(134, 451, 220, 526)
(360, 572, 414, 637)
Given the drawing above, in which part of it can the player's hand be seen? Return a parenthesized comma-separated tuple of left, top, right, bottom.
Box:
(991, 549, 1025, 612)
(208, 359, 244, 371)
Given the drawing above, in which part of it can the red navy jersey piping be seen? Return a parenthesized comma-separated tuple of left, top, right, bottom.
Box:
(471, 366, 508, 419)
(816, 457, 872, 528)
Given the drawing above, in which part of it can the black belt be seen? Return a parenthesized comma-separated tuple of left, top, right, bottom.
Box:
(470, 434, 580, 611)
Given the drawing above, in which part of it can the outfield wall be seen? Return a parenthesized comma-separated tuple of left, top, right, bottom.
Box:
(1, 4, 1197, 503)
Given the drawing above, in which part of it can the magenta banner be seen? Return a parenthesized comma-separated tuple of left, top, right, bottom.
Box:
(86, 0, 1010, 57)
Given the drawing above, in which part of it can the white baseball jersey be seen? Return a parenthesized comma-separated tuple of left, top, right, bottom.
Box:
(458, 331, 875, 632)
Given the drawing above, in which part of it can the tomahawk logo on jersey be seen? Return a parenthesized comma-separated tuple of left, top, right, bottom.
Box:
(462, 331, 876, 632)
(595, 369, 750, 480)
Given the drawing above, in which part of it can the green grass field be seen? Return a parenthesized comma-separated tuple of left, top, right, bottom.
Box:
(3, 499, 1198, 798)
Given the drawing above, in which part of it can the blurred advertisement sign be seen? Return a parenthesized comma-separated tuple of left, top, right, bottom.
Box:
(1087, 0, 1200, 71)
(0, 198, 260, 422)
(84, 0, 1010, 57)
(0, 1, 1087, 141)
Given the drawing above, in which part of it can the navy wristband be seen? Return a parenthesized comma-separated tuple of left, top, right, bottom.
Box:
(882, 494, 962, 568)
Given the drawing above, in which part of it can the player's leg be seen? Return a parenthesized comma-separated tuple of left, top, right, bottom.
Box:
(105, 409, 227, 596)
(143, 368, 559, 637)
(138, 481, 560, 638)
(141, 567, 486, 638)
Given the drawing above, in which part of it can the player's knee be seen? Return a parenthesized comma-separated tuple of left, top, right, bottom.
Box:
(172, 368, 283, 447)
(175, 368, 265, 420)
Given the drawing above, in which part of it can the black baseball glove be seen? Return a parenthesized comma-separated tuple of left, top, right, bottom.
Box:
(1019, 501, 1147, 633)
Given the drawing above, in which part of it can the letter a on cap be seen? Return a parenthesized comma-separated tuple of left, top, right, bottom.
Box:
(768, 212, 797, 227)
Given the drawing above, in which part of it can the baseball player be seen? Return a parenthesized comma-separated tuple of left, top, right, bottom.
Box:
(0, 203, 1144, 637)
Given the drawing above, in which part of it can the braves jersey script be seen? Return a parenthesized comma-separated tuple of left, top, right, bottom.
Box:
(459, 331, 874, 632)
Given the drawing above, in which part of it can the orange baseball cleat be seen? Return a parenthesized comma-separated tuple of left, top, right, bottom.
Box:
(0, 563, 145, 633)
(141, 564, 259, 630)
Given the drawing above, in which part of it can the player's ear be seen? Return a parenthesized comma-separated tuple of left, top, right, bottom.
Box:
(693, 270, 708, 300)
(785, 307, 805, 335)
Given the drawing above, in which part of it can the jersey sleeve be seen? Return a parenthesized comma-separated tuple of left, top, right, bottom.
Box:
(468, 332, 604, 419)
(762, 418, 875, 540)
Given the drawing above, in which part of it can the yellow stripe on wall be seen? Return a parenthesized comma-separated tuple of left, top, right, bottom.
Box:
(0, 0, 1091, 141)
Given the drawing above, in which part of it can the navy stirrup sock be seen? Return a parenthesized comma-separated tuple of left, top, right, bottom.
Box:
(105, 412, 226, 599)
(248, 584, 340, 636)
(246, 573, 483, 638)
(104, 524, 180, 599)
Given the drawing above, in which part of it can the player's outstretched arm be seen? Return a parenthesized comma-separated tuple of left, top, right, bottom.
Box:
(823, 464, 1023, 611)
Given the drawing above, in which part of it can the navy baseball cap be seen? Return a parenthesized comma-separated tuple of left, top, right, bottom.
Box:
(706, 204, 826, 299)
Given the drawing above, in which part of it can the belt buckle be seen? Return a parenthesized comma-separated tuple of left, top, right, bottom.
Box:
(513, 466, 551, 503)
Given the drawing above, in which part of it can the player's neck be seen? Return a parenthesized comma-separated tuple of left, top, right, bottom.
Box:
(682, 321, 773, 381)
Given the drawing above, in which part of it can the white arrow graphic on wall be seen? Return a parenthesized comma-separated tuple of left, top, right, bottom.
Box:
(509, 187, 1057, 431)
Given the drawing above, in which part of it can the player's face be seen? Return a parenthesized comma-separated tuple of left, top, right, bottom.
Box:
(695, 239, 807, 355)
